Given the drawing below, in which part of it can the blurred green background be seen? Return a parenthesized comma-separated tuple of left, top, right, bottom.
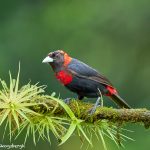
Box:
(0, 0, 150, 149)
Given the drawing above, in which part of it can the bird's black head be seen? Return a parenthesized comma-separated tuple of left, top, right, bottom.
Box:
(42, 50, 72, 72)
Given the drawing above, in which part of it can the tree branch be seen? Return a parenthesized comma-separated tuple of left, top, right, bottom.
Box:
(33, 99, 150, 129)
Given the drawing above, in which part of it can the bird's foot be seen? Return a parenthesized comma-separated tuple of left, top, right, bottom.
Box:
(89, 97, 101, 115)
(97, 88, 103, 107)
(63, 98, 72, 104)
(100, 97, 103, 107)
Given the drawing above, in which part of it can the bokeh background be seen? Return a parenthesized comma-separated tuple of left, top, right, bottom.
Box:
(0, 0, 150, 150)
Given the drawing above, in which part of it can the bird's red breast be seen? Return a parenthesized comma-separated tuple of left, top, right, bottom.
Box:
(55, 70, 73, 85)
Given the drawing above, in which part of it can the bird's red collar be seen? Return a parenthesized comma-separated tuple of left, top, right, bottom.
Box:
(63, 52, 72, 67)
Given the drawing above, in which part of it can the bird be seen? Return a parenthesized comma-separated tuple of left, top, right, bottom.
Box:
(42, 50, 131, 113)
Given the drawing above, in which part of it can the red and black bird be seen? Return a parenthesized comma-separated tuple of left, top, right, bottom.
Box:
(42, 50, 131, 112)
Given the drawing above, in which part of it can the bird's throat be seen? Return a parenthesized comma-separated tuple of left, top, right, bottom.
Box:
(55, 70, 73, 85)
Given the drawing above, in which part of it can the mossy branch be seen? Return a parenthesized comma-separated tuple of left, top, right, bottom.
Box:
(33, 98, 150, 129)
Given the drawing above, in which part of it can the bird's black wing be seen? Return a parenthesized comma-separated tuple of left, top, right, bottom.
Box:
(68, 58, 113, 87)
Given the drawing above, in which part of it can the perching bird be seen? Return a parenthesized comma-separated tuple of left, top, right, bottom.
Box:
(42, 50, 131, 113)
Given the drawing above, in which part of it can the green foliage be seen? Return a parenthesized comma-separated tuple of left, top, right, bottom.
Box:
(0, 67, 134, 150)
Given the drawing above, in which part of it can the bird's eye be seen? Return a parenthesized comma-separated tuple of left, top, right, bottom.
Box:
(51, 53, 56, 57)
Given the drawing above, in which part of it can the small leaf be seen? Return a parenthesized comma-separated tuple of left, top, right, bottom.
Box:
(14, 62, 20, 96)
(51, 92, 56, 97)
(12, 109, 20, 129)
(98, 130, 107, 150)
(46, 96, 76, 119)
(77, 124, 92, 146)
(0, 109, 10, 125)
(59, 121, 77, 145)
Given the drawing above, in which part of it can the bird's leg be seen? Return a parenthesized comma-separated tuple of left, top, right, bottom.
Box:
(100, 98, 103, 107)
(98, 88, 103, 107)
(89, 88, 103, 115)
(89, 97, 101, 115)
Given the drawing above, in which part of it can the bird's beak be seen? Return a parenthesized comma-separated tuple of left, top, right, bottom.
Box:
(42, 56, 54, 63)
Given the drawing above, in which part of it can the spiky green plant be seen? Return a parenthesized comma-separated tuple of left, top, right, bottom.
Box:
(0, 65, 134, 150)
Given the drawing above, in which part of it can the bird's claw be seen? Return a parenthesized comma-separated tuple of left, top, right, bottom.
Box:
(63, 98, 72, 104)
(88, 97, 102, 115)
(88, 107, 96, 115)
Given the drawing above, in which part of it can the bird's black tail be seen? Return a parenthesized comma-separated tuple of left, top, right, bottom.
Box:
(110, 94, 131, 109)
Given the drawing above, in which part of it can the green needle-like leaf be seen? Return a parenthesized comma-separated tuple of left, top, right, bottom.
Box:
(14, 62, 20, 96)
(59, 121, 77, 145)
(0, 109, 10, 125)
(98, 130, 107, 150)
(77, 124, 92, 146)
(12, 109, 20, 129)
